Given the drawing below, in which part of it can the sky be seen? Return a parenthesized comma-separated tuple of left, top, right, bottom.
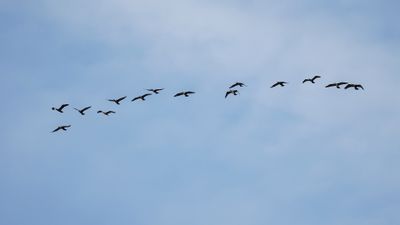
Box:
(1, 0, 400, 224)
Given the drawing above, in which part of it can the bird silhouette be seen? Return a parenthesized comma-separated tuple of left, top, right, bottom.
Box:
(225, 89, 239, 98)
(52, 125, 71, 133)
(303, 75, 321, 83)
(147, 88, 164, 94)
(174, 91, 195, 97)
(271, 81, 287, 88)
(132, 93, 152, 102)
(229, 82, 246, 89)
(108, 96, 127, 105)
(97, 110, 116, 116)
(52, 104, 69, 113)
(74, 106, 91, 115)
(325, 82, 348, 89)
(345, 84, 364, 90)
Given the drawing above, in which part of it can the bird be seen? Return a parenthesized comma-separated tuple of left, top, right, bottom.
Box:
(225, 89, 239, 98)
(174, 91, 195, 97)
(229, 82, 246, 89)
(132, 93, 152, 102)
(52, 104, 69, 113)
(108, 96, 127, 105)
(147, 88, 164, 94)
(74, 106, 91, 115)
(302, 75, 321, 83)
(345, 84, 364, 90)
(271, 81, 287, 88)
(325, 82, 348, 89)
(52, 125, 71, 133)
(97, 110, 116, 116)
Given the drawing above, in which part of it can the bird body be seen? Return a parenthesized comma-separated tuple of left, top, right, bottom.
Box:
(225, 89, 239, 98)
(147, 88, 164, 94)
(132, 93, 152, 102)
(174, 91, 195, 97)
(52, 125, 71, 133)
(74, 106, 91, 115)
(108, 96, 127, 105)
(97, 110, 116, 116)
(325, 82, 348, 89)
(52, 104, 69, 113)
(303, 75, 321, 83)
(271, 81, 287, 88)
(345, 84, 364, 90)
(229, 82, 246, 89)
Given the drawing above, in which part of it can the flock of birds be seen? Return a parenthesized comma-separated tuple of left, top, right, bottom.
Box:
(51, 76, 364, 133)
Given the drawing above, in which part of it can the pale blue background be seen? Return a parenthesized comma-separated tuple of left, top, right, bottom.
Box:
(1, 0, 400, 224)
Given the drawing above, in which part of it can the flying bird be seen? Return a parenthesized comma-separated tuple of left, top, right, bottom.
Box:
(345, 84, 364, 90)
(325, 82, 348, 89)
(229, 82, 246, 89)
(147, 88, 164, 94)
(174, 91, 195, 97)
(271, 81, 287, 88)
(74, 106, 91, 115)
(225, 89, 239, 98)
(108, 96, 127, 105)
(132, 93, 152, 102)
(302, 75, 321, 83)
(52, 104, 69, 113)
(97, 110, 116, 116)
(52, 125, 71, 133)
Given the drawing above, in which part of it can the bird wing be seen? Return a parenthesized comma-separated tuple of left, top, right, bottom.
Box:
(82, 106, 91, 112)
(225, 91, 230, 98)
(117, 96, 127, 101)
(132, 96, 140, 101)
(59, 104, 69, 110)
(313, 75, 321, 80)
(52, 127, 61, 132)
(337, 82, 347, 86)
(271, 83, 279, 88)
(357, 85, 364, 90)
(302, 79, 309, 83)
(229, 83, 238, 89)
(325, 83, 336, 88)
(344, 84, 354, 89)
(143, 93, 152, 97)
(108, 111, 116, 114)
(174, 92, 184, 97)
(186, 91, 195, 95)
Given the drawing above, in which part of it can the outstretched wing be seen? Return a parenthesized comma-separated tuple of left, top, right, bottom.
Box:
(271, 82, 279, 88)
(312, 75, 321, 80)
(229, 83, 238, 89)
(132, 96, 141, 102)
(117, 96, 127, 102)
(52, 127, 61, 132)
(325, 83, 336, 88)
(186, 91, 195, 95)
(174, 92, 184, 97)
(59, 104, 69, 110)
(82, 106, 91, 112)
(143, 93, 152, 98)
(344, 84, 354, 89)
(302, 79, 309, 83)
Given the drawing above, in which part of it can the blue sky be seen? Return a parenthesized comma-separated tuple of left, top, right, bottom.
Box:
(1, 0, 400, 224)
